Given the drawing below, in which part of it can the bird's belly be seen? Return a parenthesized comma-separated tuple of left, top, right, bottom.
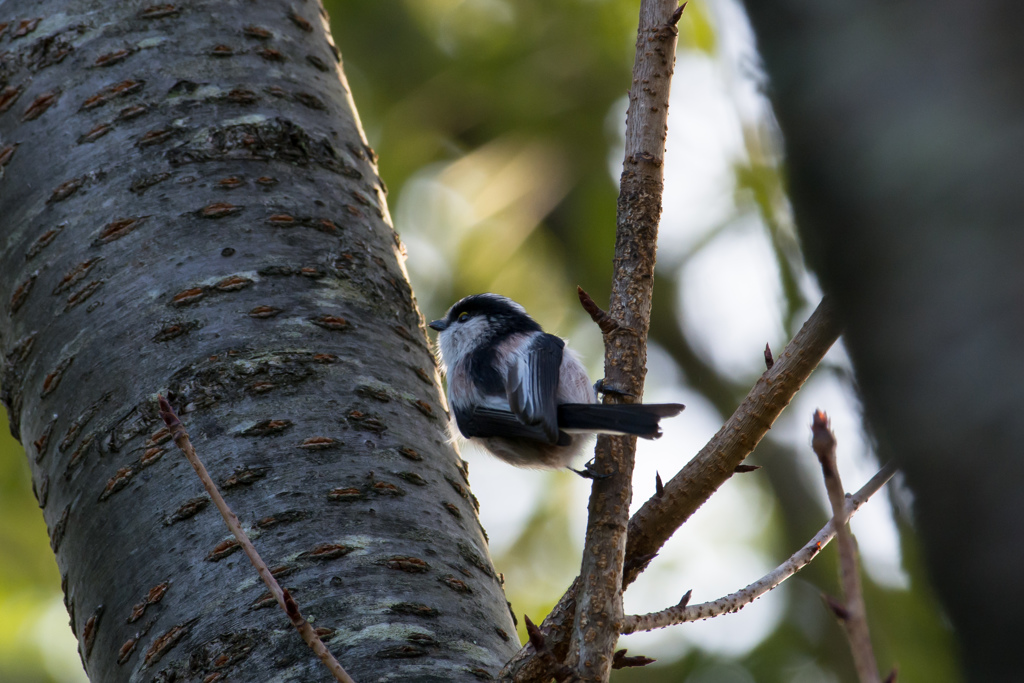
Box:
(479, 434, 591, 469)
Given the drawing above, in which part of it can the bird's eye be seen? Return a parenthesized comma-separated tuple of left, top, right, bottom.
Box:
(457, 312, 470, 323)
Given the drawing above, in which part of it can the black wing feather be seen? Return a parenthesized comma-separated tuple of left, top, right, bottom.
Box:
(455, 406, 571, 446)
(507, 333, 564, 442)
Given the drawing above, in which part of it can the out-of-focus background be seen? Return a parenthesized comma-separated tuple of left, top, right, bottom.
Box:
(0, 1, 961, 681)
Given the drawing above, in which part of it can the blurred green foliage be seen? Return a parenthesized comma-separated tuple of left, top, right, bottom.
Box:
(0, 413, 86, 683)
(334, 0, 722, 316)
(0, 1, 961, 681)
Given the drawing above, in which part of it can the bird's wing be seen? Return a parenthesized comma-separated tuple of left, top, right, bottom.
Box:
(506, 333, 564, 443)
(454, 405, 570, 446)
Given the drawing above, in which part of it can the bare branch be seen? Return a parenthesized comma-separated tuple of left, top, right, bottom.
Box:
(620, 463, 896, 634)
(158, 396, 356, 683)
(567, 0, 682, 679)
(812, 410, 881, 683)
(500, 296, 843, 682)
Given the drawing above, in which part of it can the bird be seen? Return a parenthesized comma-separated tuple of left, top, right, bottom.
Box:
(428, 293, 684, 474)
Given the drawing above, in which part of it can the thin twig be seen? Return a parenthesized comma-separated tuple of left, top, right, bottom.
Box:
(812, 410, 881, 683)
(157, 396, 356, 683)
(577, 286, 621, 335)
(567, 0, 682, 679)
(611, 648, 656, 669)
(620, 463, 896, 634)
(500, 296, 843, 682)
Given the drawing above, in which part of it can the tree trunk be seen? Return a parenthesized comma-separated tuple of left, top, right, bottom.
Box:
(741, 2, 1024, 680)
(0, 2, 517, 681)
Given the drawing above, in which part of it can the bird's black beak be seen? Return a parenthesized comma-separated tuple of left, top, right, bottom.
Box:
(428, 319, 448, 331)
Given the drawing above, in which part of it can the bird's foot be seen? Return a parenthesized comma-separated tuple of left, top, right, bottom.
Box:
(570, 458, 613, 480)
(594, 378, 635, 398)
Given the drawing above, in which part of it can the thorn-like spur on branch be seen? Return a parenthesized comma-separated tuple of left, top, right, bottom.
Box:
(577, 285, 623, 335)
(883, 667, 899, 683)
(811, 410, 882, 683)
(157, 396, 356, 683)
(734, 464, 761, 473)
(822, 593, 851, 621)
(764, 342, 774, 370)
(655, 471, 664, 498)
(670, 2, 687, 27)
(523, 614, 546, 652)
(523, 615, 572, 683)
(611, 649, 656, 670)
(619, 464, 896, 635)
(620, 591, 692, 635)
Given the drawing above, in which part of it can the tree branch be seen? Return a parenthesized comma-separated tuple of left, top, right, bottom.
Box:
(500, 295, 843, 682)
(567, 1, 682, 680)
(621, 462, 896, 634)
(158, 397, 356, 683)
(812, 411, 881, 683)
(624, 296, 842, 584)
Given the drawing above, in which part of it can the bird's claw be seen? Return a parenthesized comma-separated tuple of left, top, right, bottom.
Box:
(570, 458, 613, 480)
(594, 378, 635, 398)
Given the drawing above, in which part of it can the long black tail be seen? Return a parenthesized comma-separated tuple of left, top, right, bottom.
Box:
(557, 403, 684, 440)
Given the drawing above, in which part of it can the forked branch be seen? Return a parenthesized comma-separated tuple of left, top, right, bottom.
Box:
(500, 296, 843, 682)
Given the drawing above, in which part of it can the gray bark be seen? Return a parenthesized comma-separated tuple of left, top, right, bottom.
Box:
(741, 2, 1024, 680)
(0, 1, 517, 681)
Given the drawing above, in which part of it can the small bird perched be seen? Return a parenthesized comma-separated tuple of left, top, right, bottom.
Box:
(429, 293, 684, 473)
